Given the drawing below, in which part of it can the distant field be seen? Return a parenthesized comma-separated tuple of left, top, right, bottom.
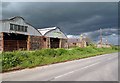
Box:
(1, 46, 119, 72)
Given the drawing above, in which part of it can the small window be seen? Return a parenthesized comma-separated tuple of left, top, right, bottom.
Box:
(21, 26, 24, 32)
(20, 26, 23, 31)
(10, 24, 28, 32)
(25, 26, 28, 32)
(10, 24, 14, 30)
(18, 25, 20, 31)
(14, 25, 18, 31)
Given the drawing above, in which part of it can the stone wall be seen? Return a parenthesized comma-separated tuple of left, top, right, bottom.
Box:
(28, 36, 42, 50)
(61, 39, 68, 48)
(40, 36, 49, 49)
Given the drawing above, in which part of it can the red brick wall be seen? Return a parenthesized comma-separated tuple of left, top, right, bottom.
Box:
(29, 36, 42, 50)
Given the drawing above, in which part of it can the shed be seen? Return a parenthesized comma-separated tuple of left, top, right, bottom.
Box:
(38, 27, 68, 48)
(0, 16, 42, 51)
(68, 37, 90, 48)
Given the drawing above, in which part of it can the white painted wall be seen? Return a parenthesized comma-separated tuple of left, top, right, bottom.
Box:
(0, 17, 41, 36)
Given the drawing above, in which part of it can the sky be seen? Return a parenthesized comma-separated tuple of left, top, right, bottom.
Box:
(1, 2, 119, 45)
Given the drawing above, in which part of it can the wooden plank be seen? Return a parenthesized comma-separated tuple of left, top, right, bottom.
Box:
(4, 40, 27, 51)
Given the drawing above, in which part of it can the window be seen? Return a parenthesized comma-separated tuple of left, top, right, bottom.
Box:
(14, 25, 18, 31)
(20, 26, 23, 31)
(18, 25, 20, 31)
(9, 24, 28, 32)
(10, 24, 14, 30)
(21, 26, 24, 32)
(25, 26, 28, 32)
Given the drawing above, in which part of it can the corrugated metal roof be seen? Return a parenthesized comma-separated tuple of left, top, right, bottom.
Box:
(0, 16, 42, 36)
(38, 27, 57, 35)
(0, 16, 25, 21)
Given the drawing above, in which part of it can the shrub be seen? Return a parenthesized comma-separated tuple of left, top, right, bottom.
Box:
(56, 48, 67, 56)
(40, 49, 57, 57)
(2, 52, 17, 69)
(111, 45, 119, 50)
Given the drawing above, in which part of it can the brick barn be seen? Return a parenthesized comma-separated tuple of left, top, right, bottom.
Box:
(0, 16, 42, 51)
(38, 27, 68, 48)
(0, 16, 68, 51)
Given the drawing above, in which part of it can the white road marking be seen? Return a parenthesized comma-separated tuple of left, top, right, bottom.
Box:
(52, 54, 118, 80)
(52, 62, 100, 80)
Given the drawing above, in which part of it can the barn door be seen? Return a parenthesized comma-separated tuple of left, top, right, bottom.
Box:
(50, 38, 60, 48)
(3, 33, 28, 51)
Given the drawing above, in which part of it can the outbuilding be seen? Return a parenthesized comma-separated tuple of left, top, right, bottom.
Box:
(0, 16, 42, 51)
(38, 27, 68, 48)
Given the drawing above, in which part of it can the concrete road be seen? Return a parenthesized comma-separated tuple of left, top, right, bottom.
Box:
(2, 52, 118, 81)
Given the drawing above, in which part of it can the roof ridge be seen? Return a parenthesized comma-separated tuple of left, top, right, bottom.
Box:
(38, 27, 57, 30)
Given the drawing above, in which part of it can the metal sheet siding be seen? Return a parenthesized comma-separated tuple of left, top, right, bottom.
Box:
(0, 17, 41, 36)
(45, 28, 67, 39)
(1, 21, 9, 32)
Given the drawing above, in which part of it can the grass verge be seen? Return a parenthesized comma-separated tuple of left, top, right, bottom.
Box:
(1, 46, 119, 72)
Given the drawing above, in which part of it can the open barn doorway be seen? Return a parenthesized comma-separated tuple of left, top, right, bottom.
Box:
(50, 38, 60, 48)
(3, 33, 28, 51)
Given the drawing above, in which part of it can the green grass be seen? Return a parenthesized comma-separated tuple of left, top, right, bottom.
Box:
(1, 46, 118, 72)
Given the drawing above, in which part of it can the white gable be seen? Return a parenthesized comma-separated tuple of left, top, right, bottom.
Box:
(38, 27, 67, 39)
(38, 27, 56, 35)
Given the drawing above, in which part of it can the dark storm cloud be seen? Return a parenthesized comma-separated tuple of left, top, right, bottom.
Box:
(2, 2, 118, 35)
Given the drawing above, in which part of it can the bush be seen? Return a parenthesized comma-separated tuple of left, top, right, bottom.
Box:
(2, 52, 18, 69)
(40, 49, 57, 57)
(56, 48, 67, 56)
(111, 46, 119, 50)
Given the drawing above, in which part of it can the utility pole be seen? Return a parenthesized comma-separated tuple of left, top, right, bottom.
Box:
(100, 28, 102, 47)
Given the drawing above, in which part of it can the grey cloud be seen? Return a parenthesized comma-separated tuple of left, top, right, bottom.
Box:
(2, 2, 118, 35)
(67, 28, 118, 45)
(82, 28, 118, 42)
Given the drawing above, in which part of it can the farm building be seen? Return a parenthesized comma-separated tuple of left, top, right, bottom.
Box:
(68, 37, 91, 48)
(0, 16, 43, 51)
(68, 38, 87, 48)
(38, 27, 68, 48)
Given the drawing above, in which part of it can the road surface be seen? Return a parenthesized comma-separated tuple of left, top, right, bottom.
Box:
(2, 52, 118, 81)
